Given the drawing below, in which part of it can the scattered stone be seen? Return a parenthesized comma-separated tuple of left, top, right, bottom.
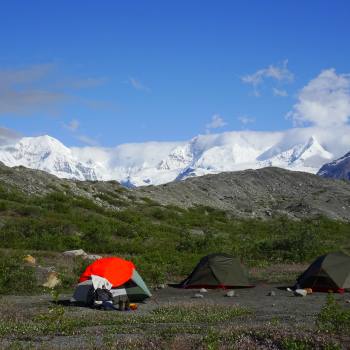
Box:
(268, 291, 276, 296)
(23, 255, 36, 265)
(294, 289, 307, 297)
(63, 249, 87, 257)
(199, 288, 208, 293)
(193, 293, 204, 298)
(345, 300, 350, 304)
(226, 290, 235, 297)
(83, 254, 102, 261)
(272, 303, 276, 307)
(42, 272, 61, 289)
(158, 284, 166, 289)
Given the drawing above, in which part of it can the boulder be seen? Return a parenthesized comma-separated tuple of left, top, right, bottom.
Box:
(63, 249, 87, 257)
(42, 272, 61, 289)
(83, 254, 102, 261)
(23, 255, 36, 265)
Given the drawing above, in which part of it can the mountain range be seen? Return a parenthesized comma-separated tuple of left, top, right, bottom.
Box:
(0, 129, 348, 186)
(318, 152, 350, 180)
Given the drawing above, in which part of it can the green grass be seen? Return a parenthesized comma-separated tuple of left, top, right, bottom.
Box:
(0, 303, 251, 339)
(0, 301, 342, 349)
(317, 293, 350, 335)
(0, 252, 39, 295)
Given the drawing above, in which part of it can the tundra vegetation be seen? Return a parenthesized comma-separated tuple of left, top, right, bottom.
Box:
(0, 183, 349, 290)
(0, 183, 350, 348)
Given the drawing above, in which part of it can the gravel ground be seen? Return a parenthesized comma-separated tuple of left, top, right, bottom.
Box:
(1, 284, 349, 349)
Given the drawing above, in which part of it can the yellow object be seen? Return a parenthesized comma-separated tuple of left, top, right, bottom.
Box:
(129, 303, 138, 310)
(23, 255, 36, 265)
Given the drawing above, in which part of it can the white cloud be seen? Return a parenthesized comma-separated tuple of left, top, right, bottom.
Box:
(242, 60, 294, 87)
(206, 114, 227, 133)
(64, 119, 80, 132)
(242, 60, 294, 96)
(273, 88, 288, 97)
(0, 126, 21, 145)
(0, 64, 110, 117)
(287, 68, 350, 127)
(77, 134, 99, 146)
(238, 115, 255, 125)
(128, 77, 151, 92)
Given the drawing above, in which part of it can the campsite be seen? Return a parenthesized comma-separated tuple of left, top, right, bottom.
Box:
(1, 250, 350, 349)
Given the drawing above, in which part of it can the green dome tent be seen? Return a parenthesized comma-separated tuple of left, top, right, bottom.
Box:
(178, 253, 253, 289)
(297, 252, 350, 293)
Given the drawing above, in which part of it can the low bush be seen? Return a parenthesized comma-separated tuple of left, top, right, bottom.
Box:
(317, 293, 350, 334)
(0, 252, 39, 294)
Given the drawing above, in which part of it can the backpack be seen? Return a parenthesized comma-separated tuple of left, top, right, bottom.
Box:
(87, 288, 113, 307)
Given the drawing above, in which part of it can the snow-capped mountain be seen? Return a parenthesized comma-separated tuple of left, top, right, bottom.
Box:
(0, 129, 348, 186)
(257, 136, 333, 173)
(317, 151, 350, 180)
(0, 135, 98, 181)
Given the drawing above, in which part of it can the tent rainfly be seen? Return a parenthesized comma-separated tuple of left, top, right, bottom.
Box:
(297, 251, 350, 293)
(72, 257, 151, 303)
(178, 253, 253, 289)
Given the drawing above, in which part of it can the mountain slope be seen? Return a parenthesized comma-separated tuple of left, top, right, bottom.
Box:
(1, 161, 350, 220)
(317, 152, 350, 180)
(137, 167, 350, 220)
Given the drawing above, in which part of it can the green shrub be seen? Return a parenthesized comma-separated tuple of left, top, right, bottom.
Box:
(317, 293, 350, 334)
(0, 252, 39, 294)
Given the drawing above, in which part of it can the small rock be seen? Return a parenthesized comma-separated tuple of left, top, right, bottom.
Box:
(63, 249, 87, 257)
(158, 284, 166, 289)
(83, 254, 102, 261)
(272, 303, 276, 307)
(346, 300, 350, 304)
(226, 290, 235, 297)
(268, 291, 276, 296)
(23, 255, 36, 265)
(199, 288, 208, 293)
(42, 272, 61, 289)
(193, 293, 204, 298)
(294, 289, 307, 297)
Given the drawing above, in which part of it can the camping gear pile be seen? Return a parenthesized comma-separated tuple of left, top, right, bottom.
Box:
(71, 257, 152, 310)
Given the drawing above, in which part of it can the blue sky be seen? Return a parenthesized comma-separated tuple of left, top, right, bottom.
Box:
(0, 0, 349, 147)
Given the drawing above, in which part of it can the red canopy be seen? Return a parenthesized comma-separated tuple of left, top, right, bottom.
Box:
(79, 257, 135, 287)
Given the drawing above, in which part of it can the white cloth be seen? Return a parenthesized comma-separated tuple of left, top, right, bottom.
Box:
(91, 275, 112, 290)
